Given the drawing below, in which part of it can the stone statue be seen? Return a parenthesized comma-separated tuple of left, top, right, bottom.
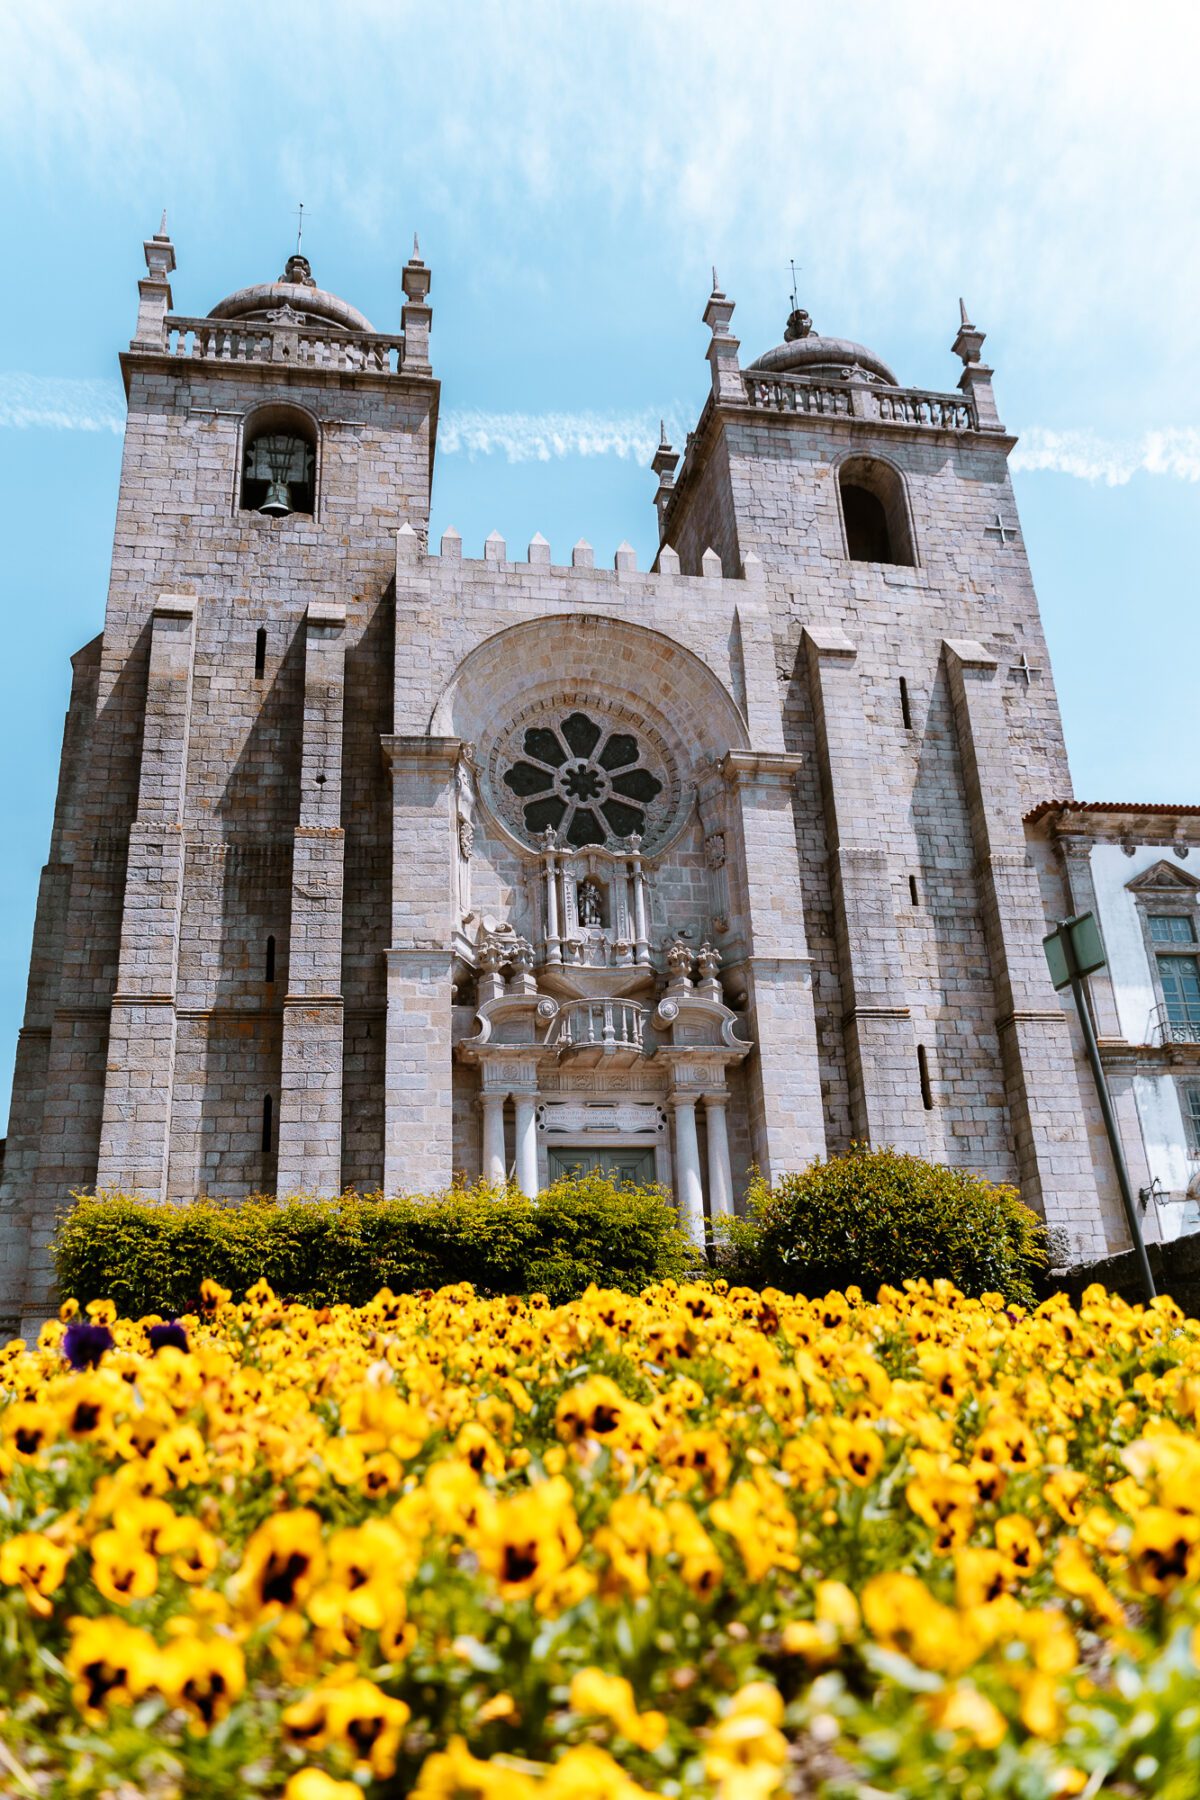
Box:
(578, 879, 603, 927)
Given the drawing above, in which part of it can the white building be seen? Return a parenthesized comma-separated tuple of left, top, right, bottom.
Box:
(1028, 804, 1200, 1242)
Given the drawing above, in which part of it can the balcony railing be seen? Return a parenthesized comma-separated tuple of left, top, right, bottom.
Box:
(742, 372, 974, 432)
(160, 315, 407, 377)
(1153, 1005, 1200, 1047)
(546, 999, 647, 1055)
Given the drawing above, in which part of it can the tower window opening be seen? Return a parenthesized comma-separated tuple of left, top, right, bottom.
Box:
(838, 457, 915, 567)
(917, 1044, 934, 1110)
(255, 626, 267, 679)
(265, 934, 276, 983)
(909, 875, 919, 907)
(899, 675, 912, 729)
(240, 408, 316, 517)
(261, 1094, 274, 1154)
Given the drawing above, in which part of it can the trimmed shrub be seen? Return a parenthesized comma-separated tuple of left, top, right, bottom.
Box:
(718, 1145, 1048, 1307)
(52, 1174, 692, 1316)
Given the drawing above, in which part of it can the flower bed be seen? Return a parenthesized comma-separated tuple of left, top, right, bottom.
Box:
(2, 1277, 1200, 1797)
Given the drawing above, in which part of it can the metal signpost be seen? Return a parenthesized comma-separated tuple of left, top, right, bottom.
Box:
(1043, 913, 1157, 1303)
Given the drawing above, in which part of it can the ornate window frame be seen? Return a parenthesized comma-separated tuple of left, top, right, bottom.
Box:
(1126, 859, 1200, 1043)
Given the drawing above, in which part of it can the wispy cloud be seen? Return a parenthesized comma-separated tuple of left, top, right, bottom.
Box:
(1010, 429, 1200, 486)
(4, 372, 1199, 489)
(439, 409, 688, 464)
(0, 374, 125, 435)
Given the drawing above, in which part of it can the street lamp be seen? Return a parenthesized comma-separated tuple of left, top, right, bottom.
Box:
(1043, 912, 1156, 1303)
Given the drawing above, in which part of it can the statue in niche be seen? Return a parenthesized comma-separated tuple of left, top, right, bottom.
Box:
(456, 759, 476, 861)
(577, 879, 604, 928)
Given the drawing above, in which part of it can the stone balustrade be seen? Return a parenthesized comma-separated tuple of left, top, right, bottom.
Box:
(546, 998, 648, 1053)
(160, 315, 407, 376)
(742, 371, 974, 432)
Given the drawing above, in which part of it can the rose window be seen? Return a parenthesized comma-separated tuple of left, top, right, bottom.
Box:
(502, 710, 664, 848)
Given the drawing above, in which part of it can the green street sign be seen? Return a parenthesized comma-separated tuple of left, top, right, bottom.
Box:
(1043, 912, 1107, 992)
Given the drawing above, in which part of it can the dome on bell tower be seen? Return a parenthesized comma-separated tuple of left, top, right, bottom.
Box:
(748, 306, 897, 386)
(208, 254, 375, 334)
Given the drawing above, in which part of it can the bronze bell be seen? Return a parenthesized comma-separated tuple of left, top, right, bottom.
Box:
(259, 480, 292, 517)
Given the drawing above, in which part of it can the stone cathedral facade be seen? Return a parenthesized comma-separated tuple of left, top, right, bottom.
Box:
(0, 223, 1146, 1332)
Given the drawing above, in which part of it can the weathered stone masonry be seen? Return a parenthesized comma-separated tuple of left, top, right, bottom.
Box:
(0, 229, 1134, 1333)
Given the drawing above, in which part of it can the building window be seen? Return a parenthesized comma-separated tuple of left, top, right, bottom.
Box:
(1150, 914, 1196, 945)
(261, 1094, 274, 1154)
(265, 935, 276, 983)
(899, 675, 913, 729)
(1182, 1082, 1200, 1156)
(240, 407, 316, 517)
(838, 457, 915, 567)
(1158, 951, 1200, 1036)
(502, 709, 664, 848)
(917, 1043, 934, 1110)
(255, 626, 267, 679)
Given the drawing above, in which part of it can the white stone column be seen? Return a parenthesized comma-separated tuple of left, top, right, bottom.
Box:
(544, 855, 561, 964)
(671, 1096, 706, 1247)
(510, 1094, 539, 1195)
(704, 1094, 734, 1223)
(632, 856, 650, 965)
(481, 1092, 507, 1186)
(513, 1097, 539, 1198)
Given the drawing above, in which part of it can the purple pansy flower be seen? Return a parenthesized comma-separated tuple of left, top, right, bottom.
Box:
(147, 1320, 189, 1354)
(62, 1320, 114, 1370)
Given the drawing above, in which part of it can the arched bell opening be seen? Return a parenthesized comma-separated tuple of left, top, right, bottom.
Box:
(239, 403, 318, 518)
(837, 455, 916, 567)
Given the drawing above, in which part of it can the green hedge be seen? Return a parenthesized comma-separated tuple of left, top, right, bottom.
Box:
(717, 1146, 1049, 1308)
(52, 1175, 692, 1316)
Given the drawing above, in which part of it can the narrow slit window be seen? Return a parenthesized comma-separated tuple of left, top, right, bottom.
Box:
(255, 627, 267, 679)
(909, 875, 919, 906)
(899, 676, 912, 730)
(917, 1045, 934, 1111)
(265, 934, 276, 983)
(261, 1094, 273, 1153)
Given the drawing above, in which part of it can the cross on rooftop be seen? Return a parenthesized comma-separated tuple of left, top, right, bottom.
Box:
(985, 512, 1020, 546)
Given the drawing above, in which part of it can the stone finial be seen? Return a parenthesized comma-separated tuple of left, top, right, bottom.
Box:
(951, 297, 1004, 432)
(784, 307, 814, 343)
(703, 272, 742, 402)
(396, 521, 421, 565)
(571, 538, 594, 569)
(701, 546, 723, 579)
(614, 541, 637, 574)
(741, 550, 764, 583)
(651, 422, 679, 480)
(132, 212, 176, 349)
(484, 530, 506, 563)
(439, 525, 462, 559)
(666, 935, 694, 992)
(401, 234, 432, 372)
(157, 209, 169, 239)
(952, 298, 987, 367)
(527, 531, 551, 566)
(656, 545, 680, 574)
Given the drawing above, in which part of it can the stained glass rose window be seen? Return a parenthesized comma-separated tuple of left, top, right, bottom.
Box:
(502, 710, 664, 848)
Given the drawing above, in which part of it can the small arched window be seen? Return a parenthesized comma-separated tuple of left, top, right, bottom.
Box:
(838, 457, 915, 567)
(240, 406, 316, 518)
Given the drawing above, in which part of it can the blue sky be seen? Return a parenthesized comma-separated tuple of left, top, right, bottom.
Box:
(0, 0, 1197, 1128)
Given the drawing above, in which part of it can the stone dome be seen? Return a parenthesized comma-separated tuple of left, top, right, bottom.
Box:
(748, 307, 897, 386)
(208, 254, 374, 334)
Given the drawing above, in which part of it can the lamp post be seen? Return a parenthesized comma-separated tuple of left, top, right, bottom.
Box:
(1043, 912, 1156, 1303)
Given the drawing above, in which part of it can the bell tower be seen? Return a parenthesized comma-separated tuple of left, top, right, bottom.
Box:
(655, 280, 1106, 1254)
(0, 222, 439, 1333)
